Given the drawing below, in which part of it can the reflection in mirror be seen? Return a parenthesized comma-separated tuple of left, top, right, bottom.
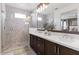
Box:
(37, 14, 48, 31)
(68, 18, 77, 32)
(61, 10, 78, 32)
(61, 20, 68, 31)
(37, 16, 43, 29)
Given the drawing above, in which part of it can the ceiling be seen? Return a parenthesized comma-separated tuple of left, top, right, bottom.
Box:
(41, 3, 71, 15)
(5, 3, 72, 15)
(5, 3, 39, 12)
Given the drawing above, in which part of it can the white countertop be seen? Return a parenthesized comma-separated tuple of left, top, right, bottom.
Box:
(29, 28, 79, 51)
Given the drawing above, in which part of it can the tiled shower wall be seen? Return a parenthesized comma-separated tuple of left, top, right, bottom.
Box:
(0, 4, 1, 54)
(2, 5, 30, 52)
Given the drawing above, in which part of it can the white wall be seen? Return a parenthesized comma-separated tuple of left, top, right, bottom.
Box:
(53, 4, 79, 31)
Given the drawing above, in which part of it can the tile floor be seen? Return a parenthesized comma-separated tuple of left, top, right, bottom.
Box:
(2, 46, 36, 55)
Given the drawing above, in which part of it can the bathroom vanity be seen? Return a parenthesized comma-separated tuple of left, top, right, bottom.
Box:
(29, 28, 79, 55)
(27, 4, 79, 55)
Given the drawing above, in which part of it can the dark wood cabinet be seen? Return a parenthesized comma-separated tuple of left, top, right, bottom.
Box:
(45, 40, 57, 55)
(30, 34, 79, 55)
(36, 37, 44, 55)
(59, 46, 79, 55)
(30, 34, 44, 55)
(30, 34, 37, 52)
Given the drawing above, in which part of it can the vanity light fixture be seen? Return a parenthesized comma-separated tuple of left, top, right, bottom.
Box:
(36, 3, 49, 13)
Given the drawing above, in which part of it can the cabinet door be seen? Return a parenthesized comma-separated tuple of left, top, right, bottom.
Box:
(45, 40, 57, 55)
(36, 37, 45, 55)
(30, 34, 37, 52)
(59, 46, 79, 55)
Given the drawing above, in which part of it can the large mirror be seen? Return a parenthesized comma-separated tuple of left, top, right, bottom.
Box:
(30, 4, 79, 34)
(61, 10, 78, 32)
